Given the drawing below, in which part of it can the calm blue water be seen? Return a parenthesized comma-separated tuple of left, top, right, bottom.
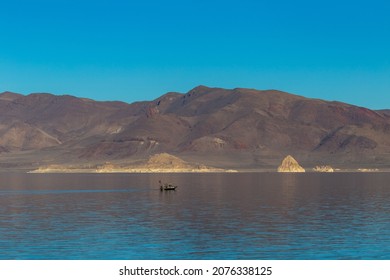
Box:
(0, 172, 389, 260)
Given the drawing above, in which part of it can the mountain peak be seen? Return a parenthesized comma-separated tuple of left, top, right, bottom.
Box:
(0, 91, 23, 101)
(190, 85, 211, 92)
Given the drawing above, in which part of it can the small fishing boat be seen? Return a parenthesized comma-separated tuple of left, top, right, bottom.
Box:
(159, 180, 178, 191)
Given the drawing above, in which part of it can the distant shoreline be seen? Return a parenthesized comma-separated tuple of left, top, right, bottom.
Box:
(27, 167, 390, 174)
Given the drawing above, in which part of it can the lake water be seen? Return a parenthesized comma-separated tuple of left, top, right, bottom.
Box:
(0, 172, 389, 260)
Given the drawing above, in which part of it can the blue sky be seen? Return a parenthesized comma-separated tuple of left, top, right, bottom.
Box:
(0, 0, 389, 108)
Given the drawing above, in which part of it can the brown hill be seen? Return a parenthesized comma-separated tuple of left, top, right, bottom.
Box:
(94, 153, 227, 173)
(0, 87, 390, 171)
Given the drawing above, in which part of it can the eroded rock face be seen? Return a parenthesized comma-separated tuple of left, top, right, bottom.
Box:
(277, 155, 305, 172)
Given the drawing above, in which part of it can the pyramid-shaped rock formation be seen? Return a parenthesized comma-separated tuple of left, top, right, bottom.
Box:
(277, 155, 305, 172)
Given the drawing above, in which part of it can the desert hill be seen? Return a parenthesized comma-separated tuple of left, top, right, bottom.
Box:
(32, 153, 230, 173)
(1, 86, 390, 171)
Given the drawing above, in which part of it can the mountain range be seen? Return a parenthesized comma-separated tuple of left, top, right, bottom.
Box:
(1, 86, 390, 171)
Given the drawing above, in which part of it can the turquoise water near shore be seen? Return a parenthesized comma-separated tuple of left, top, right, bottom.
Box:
(0, 172, 389, 259)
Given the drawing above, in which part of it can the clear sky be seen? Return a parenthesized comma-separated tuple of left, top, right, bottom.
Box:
(0, 0, 389, 109)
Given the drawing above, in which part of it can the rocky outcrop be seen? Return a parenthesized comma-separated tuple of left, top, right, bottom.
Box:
(313, 165, 334, 172)
(277, 155, 305, 172)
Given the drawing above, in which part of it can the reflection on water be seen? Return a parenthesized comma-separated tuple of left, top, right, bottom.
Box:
(0, 173, 390, 259)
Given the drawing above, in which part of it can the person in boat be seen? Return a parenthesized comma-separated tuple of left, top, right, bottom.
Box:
(159, 180, 177, 190)
(159, 180, 167, 190)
